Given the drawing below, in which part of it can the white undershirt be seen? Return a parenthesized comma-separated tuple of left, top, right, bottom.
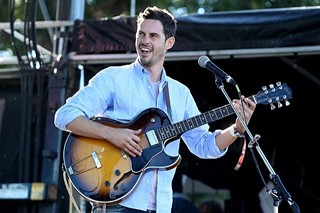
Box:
(147, 170, 158, 210)
(150, 81, 160, 99)
(147, 81, 160, 210)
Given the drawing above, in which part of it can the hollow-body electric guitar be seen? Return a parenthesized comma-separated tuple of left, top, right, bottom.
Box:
(63, 82, 292, 205)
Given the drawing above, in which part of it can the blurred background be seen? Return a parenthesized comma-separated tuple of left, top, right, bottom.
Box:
(1, 1, 320, 213)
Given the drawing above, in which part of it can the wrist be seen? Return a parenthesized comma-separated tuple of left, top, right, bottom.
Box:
(229, 124, 241, 138)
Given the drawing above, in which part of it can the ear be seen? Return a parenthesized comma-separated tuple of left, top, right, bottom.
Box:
(166, 37, 175, 50)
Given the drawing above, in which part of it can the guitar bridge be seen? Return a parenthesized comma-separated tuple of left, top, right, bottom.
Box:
(66, 151, 102, 176)
(91, 151, 102, 169)
(68, 166, 74, 175)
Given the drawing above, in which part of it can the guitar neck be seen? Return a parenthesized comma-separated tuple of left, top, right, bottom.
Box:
(156, 95, 255, 140)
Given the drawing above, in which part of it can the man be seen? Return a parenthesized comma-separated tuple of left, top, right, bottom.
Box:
(54, 6, 256, 213)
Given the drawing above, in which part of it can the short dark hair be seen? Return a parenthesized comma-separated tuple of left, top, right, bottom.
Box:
(137, 6, 177, 40)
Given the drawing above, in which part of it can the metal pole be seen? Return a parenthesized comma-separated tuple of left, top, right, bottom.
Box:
(130, 0, 136, 16)
(70, 0, 85, 20)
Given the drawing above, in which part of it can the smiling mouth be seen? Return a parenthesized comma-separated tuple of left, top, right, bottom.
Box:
(139, 46, 152, 54)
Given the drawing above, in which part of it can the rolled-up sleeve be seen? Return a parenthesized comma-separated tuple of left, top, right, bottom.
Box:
(54, 103, 87, 131)
(182, 127, 227, 159)
(54, 68, 112, 131)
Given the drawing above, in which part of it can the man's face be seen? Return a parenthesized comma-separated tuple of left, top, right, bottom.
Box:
(135, 19, 173, 68)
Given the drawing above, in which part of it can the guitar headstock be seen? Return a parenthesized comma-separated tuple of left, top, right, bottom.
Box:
(254, 82, 292, 110)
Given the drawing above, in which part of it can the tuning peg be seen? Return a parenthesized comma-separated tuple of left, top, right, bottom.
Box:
(270, 103, 276, 110)
(262, 85, 267, 93)
(285, 100, 290, 106)
(275, 97, 282, 108)
(269, 84, 274, 88)
(276, 81, 282, 87)
(269, 84, 276, 92)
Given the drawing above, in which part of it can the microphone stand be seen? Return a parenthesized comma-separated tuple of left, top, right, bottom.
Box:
(214, 77, 300, 213)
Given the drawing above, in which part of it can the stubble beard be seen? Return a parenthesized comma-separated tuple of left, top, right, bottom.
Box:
(139, 56, 152, 67)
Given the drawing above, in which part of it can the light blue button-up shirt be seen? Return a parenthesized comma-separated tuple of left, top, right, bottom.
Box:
(54, 59, 227, 212)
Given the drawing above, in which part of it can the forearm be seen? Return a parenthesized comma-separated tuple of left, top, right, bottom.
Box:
(66, 116, 111, 140)
(215, 96, 256, 150)
(215, 125, 238, 151)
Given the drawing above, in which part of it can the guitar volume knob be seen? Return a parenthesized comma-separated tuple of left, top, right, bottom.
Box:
(120, 183, 126, 191)
(114, 169, 121, 176)
(109, 193, 116, 199)
(105, 181, 111, 187)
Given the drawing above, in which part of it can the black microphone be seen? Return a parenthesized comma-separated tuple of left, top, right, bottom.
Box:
(198, 56, 236, 85)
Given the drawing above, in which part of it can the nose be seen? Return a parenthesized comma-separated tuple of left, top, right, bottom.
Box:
(140, 35, 151, 44)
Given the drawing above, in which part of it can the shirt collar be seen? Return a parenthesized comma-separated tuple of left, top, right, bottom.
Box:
(133, 58, 168, 83)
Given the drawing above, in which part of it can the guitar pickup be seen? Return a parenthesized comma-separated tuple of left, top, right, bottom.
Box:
(146, 130, 159, 146)
(91, 151, 102, 169)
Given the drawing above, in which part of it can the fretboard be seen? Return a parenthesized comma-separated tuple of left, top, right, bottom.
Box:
(155, 95, 255, 141)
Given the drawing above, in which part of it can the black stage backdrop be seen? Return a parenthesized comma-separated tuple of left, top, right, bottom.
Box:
(71, 7, 320, 54)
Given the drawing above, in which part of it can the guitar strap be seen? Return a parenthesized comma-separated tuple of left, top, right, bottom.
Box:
(164, 83, 172, 120)
(62, 168, 81, 213)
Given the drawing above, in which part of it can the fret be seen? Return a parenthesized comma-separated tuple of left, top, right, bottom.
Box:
(186, 118, 193, 130)
(163, 126, 169, 138)
(181, 120, 187, 132)
(171, 123, 178, 135)
(191, 116, 198, 128)
(207, 110, 215, 122)
(158, 128, 166, 141)
(200, 114, 208, 124)
(220, 107, 228, 116)
(204, 112, 212, 123)
(178, 123, 185, 134)
(166, 126, 170, 137)
(173, 123, 181, 135)
(200, 114, 204, 124)
(215, 108, 224, 119)
(191, 117, 197, 128)
(194, 115, 201, 126)
(210, 110, 218, 122)
(226, 105, 234, 114)
(164, 126, 172, 138)
(212, 110, 219, 121)
(170, 126, 177, 136)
